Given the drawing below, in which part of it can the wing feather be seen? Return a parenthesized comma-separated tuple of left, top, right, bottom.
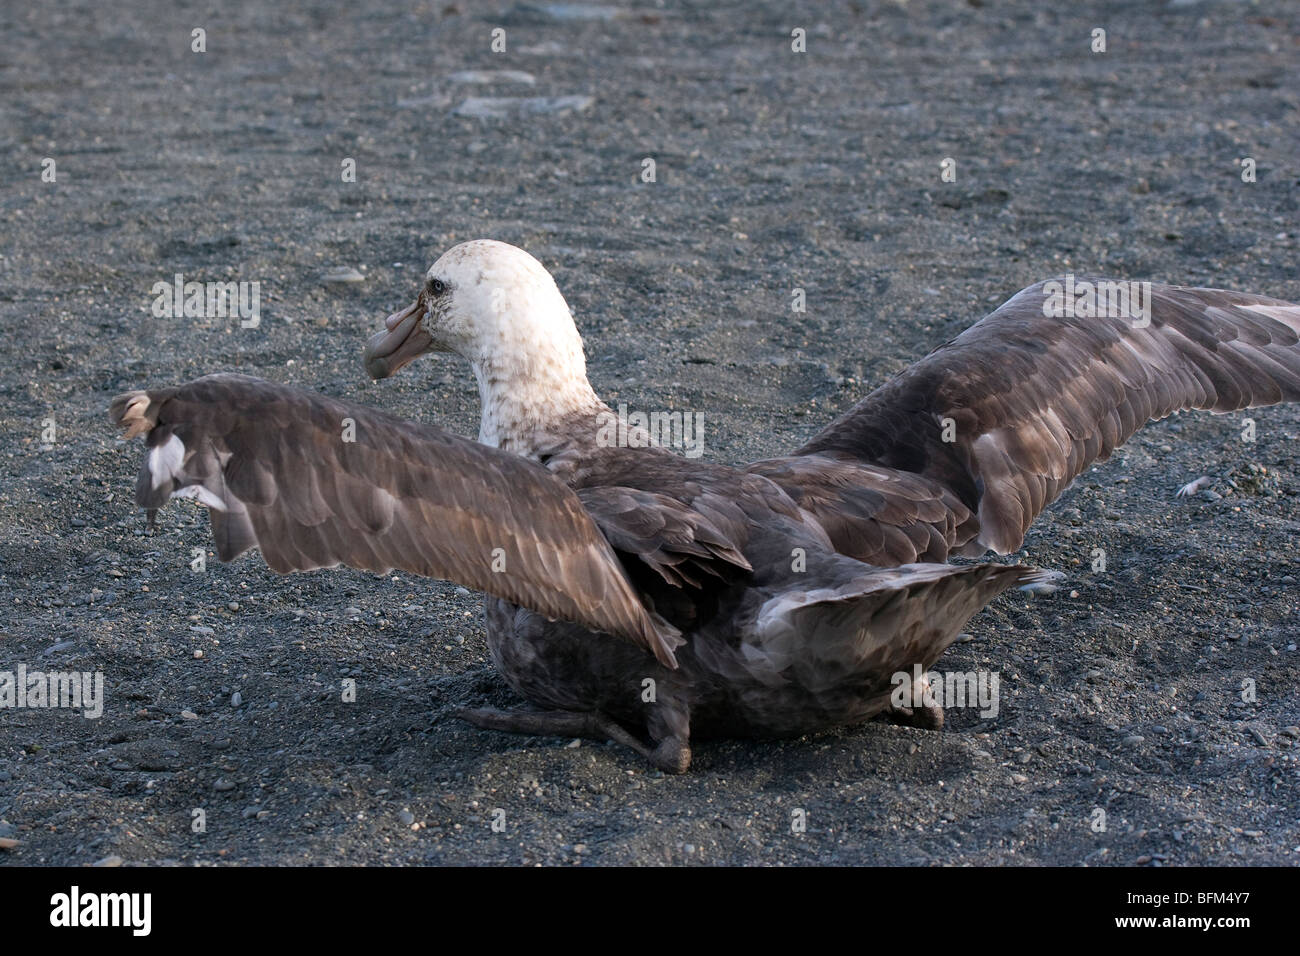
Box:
(795, 278, 1300, 555)
(109, 373, 682, 667)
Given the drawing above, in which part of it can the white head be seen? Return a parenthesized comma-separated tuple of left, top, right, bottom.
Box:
(364, 240, 605, 450)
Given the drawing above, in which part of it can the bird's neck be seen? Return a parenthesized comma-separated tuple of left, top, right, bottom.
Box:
(470, 348, 609, 458)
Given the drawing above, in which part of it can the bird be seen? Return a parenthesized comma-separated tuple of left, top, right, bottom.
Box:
(109, 240, 1300, 772)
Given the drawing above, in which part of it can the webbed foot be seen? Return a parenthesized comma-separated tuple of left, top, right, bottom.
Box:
(885, 700, 945, 731)
(881, 671, 945, 731)
(455, 707, 692, 773)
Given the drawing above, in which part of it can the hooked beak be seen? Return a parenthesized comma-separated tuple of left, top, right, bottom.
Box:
(363, 301, 433, 379)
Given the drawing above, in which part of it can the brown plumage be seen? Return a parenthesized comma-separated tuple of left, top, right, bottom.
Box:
(109, 377, 683, 667)
(796, 278, 1300, 557)
(109, 242, 1300, 771)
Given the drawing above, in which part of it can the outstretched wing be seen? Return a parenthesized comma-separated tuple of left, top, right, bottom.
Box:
(793, 278, 1300, 555)
(109, 373, 682, 667)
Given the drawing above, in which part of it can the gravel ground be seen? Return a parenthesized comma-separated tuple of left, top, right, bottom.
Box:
(1, 0, 1298, 866)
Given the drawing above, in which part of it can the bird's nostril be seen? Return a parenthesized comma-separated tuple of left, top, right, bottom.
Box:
(385, 300, 421, 331)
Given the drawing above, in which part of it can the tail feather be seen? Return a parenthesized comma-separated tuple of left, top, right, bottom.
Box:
(752, 562, 1041, 692)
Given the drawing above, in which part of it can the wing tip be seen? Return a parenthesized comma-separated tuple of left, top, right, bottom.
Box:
(646, 613, 684, 670)
(1012, 565, 1065, 594)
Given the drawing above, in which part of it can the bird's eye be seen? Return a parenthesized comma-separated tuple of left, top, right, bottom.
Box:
(427, 278, 447, 296)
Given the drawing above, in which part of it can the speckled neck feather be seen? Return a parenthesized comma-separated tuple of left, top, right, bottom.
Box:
(468, 318, 608, 456)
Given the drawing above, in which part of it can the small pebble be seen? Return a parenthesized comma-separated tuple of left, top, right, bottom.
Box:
(181, 710, 198, 720)
(93, 855, 123, 867)
(398, 810, 415, 826)
(321, 267, 365, 284)
(213, 778, 236, 792)
(230, 692, 242, 707)
(452, 95, 594, 119)
(446, 69, 536, 86)
(1019, 581, 1060, 596)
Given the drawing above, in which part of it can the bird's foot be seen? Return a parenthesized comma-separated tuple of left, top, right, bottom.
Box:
(455, 706, 692, 773)
(880, 670, 946, 731)
(649, 735, 692, 774)
(884, 700, 945, 731)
